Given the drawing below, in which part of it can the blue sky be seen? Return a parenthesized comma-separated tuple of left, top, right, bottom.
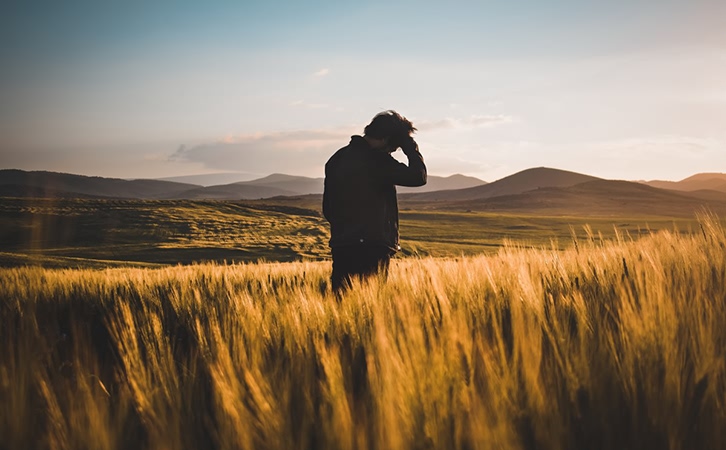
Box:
(1, 0, 724, 182)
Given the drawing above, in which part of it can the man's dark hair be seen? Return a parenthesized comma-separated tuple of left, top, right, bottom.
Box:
(364, 110, 417, 144)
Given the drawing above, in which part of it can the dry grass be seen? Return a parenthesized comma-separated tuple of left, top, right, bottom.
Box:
(1, 213, 725, 449)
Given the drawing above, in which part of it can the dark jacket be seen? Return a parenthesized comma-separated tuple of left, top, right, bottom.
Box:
(323, 135, 426, 251)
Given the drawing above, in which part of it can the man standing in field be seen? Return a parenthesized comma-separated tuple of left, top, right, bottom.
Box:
(323, 110, 427, 292)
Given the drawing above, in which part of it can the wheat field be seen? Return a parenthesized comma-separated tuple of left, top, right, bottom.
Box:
(1, 214, 725, 450)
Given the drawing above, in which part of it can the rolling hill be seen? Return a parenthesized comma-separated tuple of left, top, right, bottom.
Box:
(242, 174, 325, 194)
(0, 169, 200, 199)
(642, 173, 726, 194)
(163, 174, 323, 200)
(403, 167, 601, 201)
(167, 173, 485, 198)
(166, 184, 299, 200)
(3, 168, 726, 217)
(398, 173, 486, 193)
(157, 172, 257, 186)
(422, 179, 726, 217)
(0, 169, 486, 200)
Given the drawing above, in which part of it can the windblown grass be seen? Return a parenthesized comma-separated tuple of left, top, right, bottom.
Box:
(1, 214, 725, 449)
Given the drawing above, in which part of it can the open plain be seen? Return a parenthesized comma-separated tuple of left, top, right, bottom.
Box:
(1, 210, 725, 449)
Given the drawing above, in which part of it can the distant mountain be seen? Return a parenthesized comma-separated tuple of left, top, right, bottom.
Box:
(4, 169, 724, 217)
(398, 174, 486, 193)
(163, 174, 320, 200)
(423, 179, 726, 217)
(157, 172, 257, 186)
(642, 173, 726, 194)
(166, 173, 485, 199)
(169, 183, 298, 200)
(0, 169, 200, 199)
(238, 173, 485, 196)
(1, 169, 483, 200)
(242, 174, 325, 195)
(0, 184, 108, 199)
(404, 167, 601, 201)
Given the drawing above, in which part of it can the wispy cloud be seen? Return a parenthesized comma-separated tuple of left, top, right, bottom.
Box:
(169, 126, 358, 176)
(168, 114, 517, 177)
(417, 114, 515, 132)
(313, 68, 330, 77)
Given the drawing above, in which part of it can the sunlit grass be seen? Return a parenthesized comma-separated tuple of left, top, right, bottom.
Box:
(1, 213, 725, 449)
(1, 197, 711, 267)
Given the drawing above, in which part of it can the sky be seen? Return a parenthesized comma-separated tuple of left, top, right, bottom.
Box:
(1, 0, 725, 182)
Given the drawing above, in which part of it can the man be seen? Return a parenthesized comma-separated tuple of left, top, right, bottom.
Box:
(323, 110, 427, 292)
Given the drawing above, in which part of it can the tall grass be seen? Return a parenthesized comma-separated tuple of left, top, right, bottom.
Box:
(1, 214, 725, 449)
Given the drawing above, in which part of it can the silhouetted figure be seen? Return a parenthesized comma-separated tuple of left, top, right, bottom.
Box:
(323, 111, 427, 292)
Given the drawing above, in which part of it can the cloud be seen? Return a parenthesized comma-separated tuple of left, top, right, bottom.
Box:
(169, 127, 358, 176)
(417, 114, 514, 132)
(170, 144, 188, 160)
(169, 114, 517, 177)
(313, 68, 330, 77)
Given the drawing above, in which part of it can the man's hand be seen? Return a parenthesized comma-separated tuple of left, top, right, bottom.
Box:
(399, 136, 418, 154)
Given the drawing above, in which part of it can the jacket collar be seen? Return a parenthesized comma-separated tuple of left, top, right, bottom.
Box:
(350, 135, 369, 148)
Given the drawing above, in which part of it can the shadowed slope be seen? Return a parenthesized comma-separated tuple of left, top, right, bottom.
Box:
(439, 179, 726, 216)
(0, 169, 200, 199)
(1, 170, 486, 200)
(643, 173, 726, 194)
(405, 167, 601, 201)
(398, 174, 486, 193)
(167, 184, 299, 200)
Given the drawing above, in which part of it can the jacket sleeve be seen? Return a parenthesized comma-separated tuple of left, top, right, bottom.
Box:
(322, 173, 334, 222)
(323, 179, 333, 222)
(378, 143, 427, 187)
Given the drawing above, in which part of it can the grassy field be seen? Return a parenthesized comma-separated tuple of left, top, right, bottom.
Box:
(0, 197, 707, 267)
(0, 198, 329, 267)
(1, 212, 724, 449)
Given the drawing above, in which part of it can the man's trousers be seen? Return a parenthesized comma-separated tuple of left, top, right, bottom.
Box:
(331, 245, 393, 293)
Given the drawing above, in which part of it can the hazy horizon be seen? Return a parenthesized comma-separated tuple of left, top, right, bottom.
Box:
(6, 166, 726, 186)
(1, 1, 724, 182)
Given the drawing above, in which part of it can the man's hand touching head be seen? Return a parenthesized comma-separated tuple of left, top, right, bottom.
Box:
(397, 135, 418, 155)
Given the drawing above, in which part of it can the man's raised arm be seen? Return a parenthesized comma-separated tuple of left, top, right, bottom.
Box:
(380, 137, 427, 187)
